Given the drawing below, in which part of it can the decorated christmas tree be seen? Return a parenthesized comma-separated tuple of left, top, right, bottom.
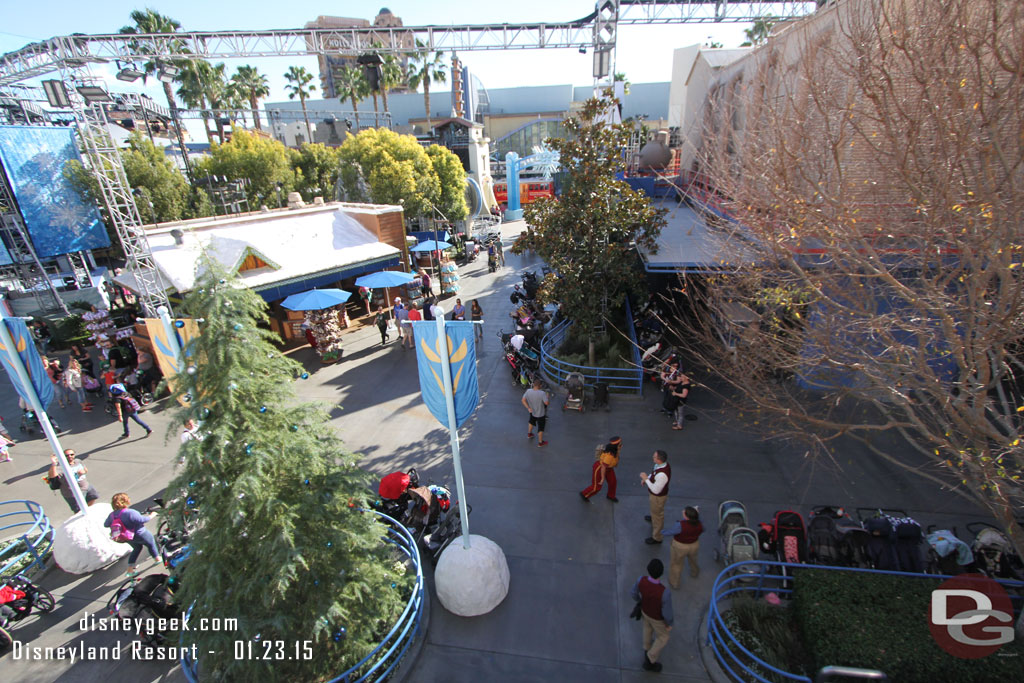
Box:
(166, 263, 409, 680)
(305, 307, 345, 360)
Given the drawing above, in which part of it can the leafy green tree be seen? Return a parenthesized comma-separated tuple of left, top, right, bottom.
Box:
(196, 129, 295, 207)
(513, 94, 666, 365)
(65, 133, 212, 228)
(119, 9, 192, 177)
(284, 65, 317, 145)
(335, 65, 369, 130)
(425, 145, 468, 222)
(231, 65, 270, 131)
(167, 263, 409, 681)
(290, 143, 343, 201)
(336, 128, 440, 217)
(408, 44, 447, 130)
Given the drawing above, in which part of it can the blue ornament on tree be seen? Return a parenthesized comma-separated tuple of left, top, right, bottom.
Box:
(290, 424, 299, 432)
(332, 627, 346, 642)
(259, 406, 267, 413)
(228, 382, 238, 390)
(186, 497, 196, 507)
(200, 408, 210, 419)
(188, 481, 196, 487)
(245, 444, 253, 454)
(174, 320, 185, 328)
(233, 323, 243, 331)
(300, 372, 309, 380)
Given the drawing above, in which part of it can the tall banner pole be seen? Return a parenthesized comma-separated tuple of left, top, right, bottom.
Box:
(0, 313, 86, 511)
(434, 309, 471, 548)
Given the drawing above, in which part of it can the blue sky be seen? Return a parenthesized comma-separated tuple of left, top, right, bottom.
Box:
(2, 2, 749, 112)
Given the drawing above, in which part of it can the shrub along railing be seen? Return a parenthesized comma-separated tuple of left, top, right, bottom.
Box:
(0, 500, 54, 578)
(539, 297, 643, 395)
(707, 560, 1024, 683)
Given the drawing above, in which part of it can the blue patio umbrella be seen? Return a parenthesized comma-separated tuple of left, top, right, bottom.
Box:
(409, 240, 453, 252)
(355, 270, 416, 309)
(280, 288, 352, 311)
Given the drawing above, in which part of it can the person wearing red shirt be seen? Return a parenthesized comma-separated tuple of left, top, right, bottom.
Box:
(406, 304, 423, 349)
(631, 558, 674, 672)
(660, 506, 705, 589)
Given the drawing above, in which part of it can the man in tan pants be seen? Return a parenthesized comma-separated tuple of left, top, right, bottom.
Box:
(640, 450, 670, 544)
(661, 506, 705, 589)
(631, 558, 673, 672)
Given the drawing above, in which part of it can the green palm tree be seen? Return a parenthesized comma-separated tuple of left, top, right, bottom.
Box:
(336, 65, 370, 131)
(176, 60, 219, 145)
(284, 65, 316, 145)
(202, 63, 233, 142)
(230, 65, 270, 130)
(408, 43, 447, 130)
(119, 9, 192, 178)
(380, 53, 404, 120)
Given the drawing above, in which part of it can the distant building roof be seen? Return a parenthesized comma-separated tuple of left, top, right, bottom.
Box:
(638, 200, 757, 272)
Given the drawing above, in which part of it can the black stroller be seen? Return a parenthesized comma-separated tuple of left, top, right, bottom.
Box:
(0, 574, 56, 650)
(107, 573, 181, 647)
(967, 522, 1024, 580)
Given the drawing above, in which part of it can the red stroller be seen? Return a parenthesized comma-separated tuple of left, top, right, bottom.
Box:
(759, 510, 808, 565)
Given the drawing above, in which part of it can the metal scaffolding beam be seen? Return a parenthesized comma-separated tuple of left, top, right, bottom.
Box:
(0, 2, 818, 86)
(73, 94, 170, 317)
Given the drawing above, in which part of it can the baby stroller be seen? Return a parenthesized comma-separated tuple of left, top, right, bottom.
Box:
(376, 468, 420, 526)
(713, 501, 748, 562)
(759, 510, 808, 570)
(0, 574, 56, 650)
(563, 372, 586, 412)
(966, 522, 1023, 579)
(18, 404, 60, 435)
(713, 501, 760, 579)
(925, 526, 975, 575)
(807, 506, 847, 567)
(107, 573, 180, 648)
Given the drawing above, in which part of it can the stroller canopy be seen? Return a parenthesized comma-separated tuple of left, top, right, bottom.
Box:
(378, 471, 411, 500)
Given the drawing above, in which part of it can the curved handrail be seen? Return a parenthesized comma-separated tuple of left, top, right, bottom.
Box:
(0, 500, 54, 578)
(706, 560, 1024, 683)
(538, 299, 644, 394)
(182, 510, 425, 683)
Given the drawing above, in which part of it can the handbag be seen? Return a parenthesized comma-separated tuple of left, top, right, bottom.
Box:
(630, 601, 642, 620)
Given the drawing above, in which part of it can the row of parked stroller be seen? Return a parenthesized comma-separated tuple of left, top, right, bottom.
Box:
(714, 501, 1024, 580)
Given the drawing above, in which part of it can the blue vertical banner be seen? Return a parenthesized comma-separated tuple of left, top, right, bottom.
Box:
(0, 318, 54, 409)
(412, 320, 479, 428)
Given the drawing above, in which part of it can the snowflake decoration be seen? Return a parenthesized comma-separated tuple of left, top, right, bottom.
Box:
(529, 144, 561, 180)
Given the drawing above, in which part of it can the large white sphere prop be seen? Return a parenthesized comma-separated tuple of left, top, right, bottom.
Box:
(53, 503, 129, 574)
(434, 535, 510, 617)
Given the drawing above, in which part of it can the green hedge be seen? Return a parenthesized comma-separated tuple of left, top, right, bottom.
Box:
(793, 569, 1023, 682)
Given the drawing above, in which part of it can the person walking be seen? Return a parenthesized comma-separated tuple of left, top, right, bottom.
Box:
(452, 298, 466, 321)
(64, 358, 93, 412)
(110, 384, 152, 440)
(47, 359, 68, 409)
(48, 450, 99, 513)
(471, 299, 484, 341)
(631, 558, 673, 672)
(104, 492, 160, 576)
(0, 433, 15, 463)
(640, 450, 671, 544)
(662, 506, 705, 589)
(359, 286, 372, 316)
(580, 436, 622, 503)
(406, 304, 422, 349)
(419, 269, 432, 297)
(373, 305, 390, 345)
(393, 298, 408, 344)
(521, 378, 550, 447)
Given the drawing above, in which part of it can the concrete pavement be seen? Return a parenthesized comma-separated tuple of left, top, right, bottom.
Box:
(0, 219, 989, 682)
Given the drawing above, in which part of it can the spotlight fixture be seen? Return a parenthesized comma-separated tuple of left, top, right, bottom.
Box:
(157, 63, 180, 83)
(116, 62, 145, 82)
(42, 79, 71, 108)
(75, 85, 113, 103)
(579, 46, 587, 54)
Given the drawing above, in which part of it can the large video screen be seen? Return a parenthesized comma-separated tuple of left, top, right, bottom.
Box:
(0, 125, 109, 258)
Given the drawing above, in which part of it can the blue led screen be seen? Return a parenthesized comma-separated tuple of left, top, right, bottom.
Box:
(0, 126, 109, 258)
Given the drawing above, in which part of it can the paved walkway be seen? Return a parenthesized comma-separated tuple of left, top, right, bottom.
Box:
(0, 219, 988, 682)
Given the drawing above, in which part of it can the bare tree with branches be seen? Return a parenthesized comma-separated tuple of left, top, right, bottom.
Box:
(679, 0, 1024, 549)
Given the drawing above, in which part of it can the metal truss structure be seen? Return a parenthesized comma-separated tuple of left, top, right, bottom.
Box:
(73, 90, 170, 317)
(0, 1, 819, 317)
(0, 2, 817, 85)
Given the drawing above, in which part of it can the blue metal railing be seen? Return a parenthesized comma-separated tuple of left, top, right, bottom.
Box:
(0, 500, 54, 578)
(182, 510, 425, 682)
(539, 297, 644, 394)
(706, 560, 1024, 683)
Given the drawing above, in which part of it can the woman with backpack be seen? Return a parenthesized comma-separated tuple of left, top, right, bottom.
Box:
(104, 492, 159, 576)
